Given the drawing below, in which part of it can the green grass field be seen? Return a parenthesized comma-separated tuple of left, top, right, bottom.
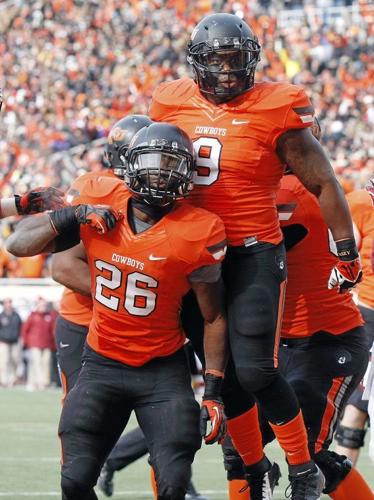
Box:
(0, 387, 372, 499)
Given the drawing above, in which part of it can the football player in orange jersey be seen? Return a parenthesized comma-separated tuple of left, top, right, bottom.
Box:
(223, 119, 373, 500)
(53, 114, 209, 500)
(6, 122, 228, 500)
(149, 13, 362, 499)
(53, 114, 153, 395)
(334, 183, 374, 466)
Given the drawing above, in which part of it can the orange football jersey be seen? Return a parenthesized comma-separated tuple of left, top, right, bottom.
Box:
(74, 177, 227, 366)
(149, 77, 314, 247)
(347, 189, 374, 308)
(277, 175, 363, 338)
(58, 170, 116, 327)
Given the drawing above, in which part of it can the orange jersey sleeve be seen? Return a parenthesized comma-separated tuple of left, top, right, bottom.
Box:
(150, 78, 313, 247)
(347, 190, 374, 308)
(278, 175, 363, 338)
(59, 288, 93, 327)
(79, 189, 227, 367)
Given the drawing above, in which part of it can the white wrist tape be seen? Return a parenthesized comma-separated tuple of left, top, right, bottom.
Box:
(0, 197, 18, 218)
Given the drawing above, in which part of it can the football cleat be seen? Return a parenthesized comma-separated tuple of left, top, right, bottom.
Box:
(185, 480, 210, 500)
(244, 458, 281, 499)
(286, 464, 325, 500)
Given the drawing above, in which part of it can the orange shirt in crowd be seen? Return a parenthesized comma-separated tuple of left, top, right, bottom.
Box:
(16, 255, 46, 278)
(277, 174, 363, 338)
(347, 189, 374, 309)
(150, 77, 314, 247)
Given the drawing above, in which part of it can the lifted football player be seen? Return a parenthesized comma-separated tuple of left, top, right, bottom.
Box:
(149, 13, 362, 500)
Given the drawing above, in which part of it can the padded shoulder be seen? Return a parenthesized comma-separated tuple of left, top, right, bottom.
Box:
(150, 78, 197, 120)
(67, 174, 124, 204)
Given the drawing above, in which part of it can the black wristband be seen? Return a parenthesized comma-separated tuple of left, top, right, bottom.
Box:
(203, 373, 223, 400)
(335, 238, 359, 261)
(14, 194, 22, 215)
(49, 206, 79, 234)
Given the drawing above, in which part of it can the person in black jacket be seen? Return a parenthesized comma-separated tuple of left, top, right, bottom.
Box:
(0, 298, 22, 387)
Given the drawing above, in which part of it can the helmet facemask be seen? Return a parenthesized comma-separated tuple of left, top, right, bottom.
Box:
(126, 148, 194, 207)
(188, 37, 260, 98)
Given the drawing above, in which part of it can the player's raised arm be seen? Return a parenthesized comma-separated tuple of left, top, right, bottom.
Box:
(51, 243, 90, 296)
(6, 204, 120, 257)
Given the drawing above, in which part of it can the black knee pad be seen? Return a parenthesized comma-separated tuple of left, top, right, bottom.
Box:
(335, 424, 367, 449)
(314, 450, 352, 494)
(61, 456, 100, 495)
(222, 435, 245, 480)
(235, 364, 278, 393)
(61, 474, 98, 500)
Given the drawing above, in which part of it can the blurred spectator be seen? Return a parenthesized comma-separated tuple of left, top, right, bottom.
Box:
(0, 297, 22, 387)
(0, 1, 373, 277)
(22, 296, 56, 391)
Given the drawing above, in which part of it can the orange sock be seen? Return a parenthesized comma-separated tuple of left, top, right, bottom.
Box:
(270, 410, 311, 465)
(329, 467, 374, 500)
(228, 479, 250, 500)
(150, 466, 157, 499)
(226, 405, 264, 466)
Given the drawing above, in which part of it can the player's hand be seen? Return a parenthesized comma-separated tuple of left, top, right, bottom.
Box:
(74, 204, 121, 234)
(15, 187, 65, 215)
(328, 239, 363, 294)
(49, 205, 121, 235)
(200, 398, 226, 445)
(200, 371, 226, 445)
(328, 259, 362, 294)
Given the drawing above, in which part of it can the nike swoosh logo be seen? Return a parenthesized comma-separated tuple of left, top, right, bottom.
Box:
(149, 255, 167, 261)
(59, 342, 70, 348)
(232, 119, 250, 125)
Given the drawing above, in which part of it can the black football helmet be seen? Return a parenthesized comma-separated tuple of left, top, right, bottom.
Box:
(125, 122, 194, 206)
(187, 13, 261, 99)
(103, 115, 153, 178)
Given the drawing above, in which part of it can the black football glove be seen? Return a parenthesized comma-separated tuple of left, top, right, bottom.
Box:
(200, 372, 226, 445)
(15, 187, 65, 215)
(49, 204, 121, 235)
(328, 238, 363, 294)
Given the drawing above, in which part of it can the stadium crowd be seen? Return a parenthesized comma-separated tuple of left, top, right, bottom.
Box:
(0, 0, 373, 200)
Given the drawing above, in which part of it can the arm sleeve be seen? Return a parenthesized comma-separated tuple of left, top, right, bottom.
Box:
(187, 215, 227, 276)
